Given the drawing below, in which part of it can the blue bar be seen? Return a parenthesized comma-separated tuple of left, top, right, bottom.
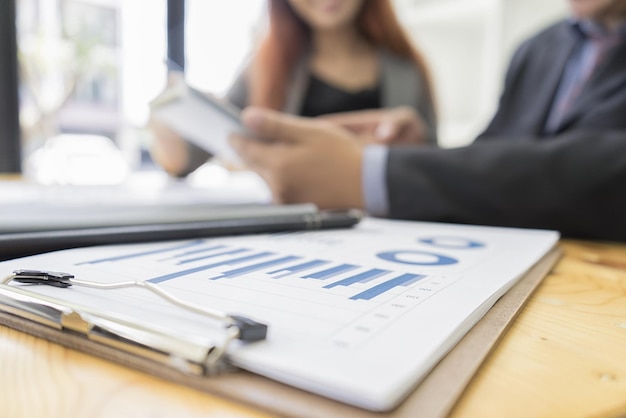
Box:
(148, 252, 274, 284)
(350, 273, 426, 301)
(400, 275, 424, 287)
(76, 240, 205, 265)
(324, 269, 390, 289)
(267, 259, 329, 278)
(178, 248, 249, 265)
(302, 264, 359, 280)
(210, 256, 301, 280)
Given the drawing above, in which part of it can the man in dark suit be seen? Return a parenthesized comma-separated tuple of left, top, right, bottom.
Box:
(229, 0, 626, 242)
(480, 0, 626, 138)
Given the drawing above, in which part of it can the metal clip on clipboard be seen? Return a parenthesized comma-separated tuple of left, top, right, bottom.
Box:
(0, 269, 268, 375)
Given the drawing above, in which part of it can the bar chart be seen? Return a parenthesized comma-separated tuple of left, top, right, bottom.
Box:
(67, 235, 476, 348)
(77, 240, 434, 302)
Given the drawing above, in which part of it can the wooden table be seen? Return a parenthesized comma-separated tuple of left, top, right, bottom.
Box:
(2, 239, 626, 418)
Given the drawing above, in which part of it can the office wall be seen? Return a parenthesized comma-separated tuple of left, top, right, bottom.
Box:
(393, 0, 568, 147)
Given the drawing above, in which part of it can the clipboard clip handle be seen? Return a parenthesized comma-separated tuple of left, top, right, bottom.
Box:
(10, 269, 74, 288)
(4, 269, 268, 343)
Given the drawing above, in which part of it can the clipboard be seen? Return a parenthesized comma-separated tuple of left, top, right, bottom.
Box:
(0, 247, 560, 417)
(0, 219, 561, 416)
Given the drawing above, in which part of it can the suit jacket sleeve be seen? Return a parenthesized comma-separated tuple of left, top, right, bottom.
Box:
(381, 51, 438, 146)
(386, 131, 626, 241)
(225, 66, 250, 109)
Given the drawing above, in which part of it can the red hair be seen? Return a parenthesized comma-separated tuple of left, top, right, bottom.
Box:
(249, 0, 435, 112)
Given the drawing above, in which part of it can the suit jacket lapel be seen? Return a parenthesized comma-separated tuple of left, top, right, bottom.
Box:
(558, 41, 626, 131)
(380, 50, 419, 108)
(283, 53, 310, 115)
(533, 24, 580, 134)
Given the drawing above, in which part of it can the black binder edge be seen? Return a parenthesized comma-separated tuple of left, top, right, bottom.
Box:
(0, 209, 362, 260)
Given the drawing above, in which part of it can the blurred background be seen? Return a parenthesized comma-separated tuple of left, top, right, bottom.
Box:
(3, 0, 568, 183)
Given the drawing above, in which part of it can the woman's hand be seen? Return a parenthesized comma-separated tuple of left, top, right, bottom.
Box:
(148, 118, 192, 177)
(322, 106, 430, 145)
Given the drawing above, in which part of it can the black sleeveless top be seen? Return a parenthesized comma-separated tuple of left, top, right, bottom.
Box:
(300, 74, 382, 117)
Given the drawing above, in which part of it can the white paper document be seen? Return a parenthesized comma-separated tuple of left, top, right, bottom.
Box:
(0, 218, 559, 411)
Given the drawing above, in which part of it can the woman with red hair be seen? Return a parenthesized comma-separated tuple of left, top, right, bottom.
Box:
(152, 0, 436, 177)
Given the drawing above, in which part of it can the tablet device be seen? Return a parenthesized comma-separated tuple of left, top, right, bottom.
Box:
(150, 82, 246, 164)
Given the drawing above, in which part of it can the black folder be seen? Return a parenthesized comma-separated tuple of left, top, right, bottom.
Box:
(0, 201, 361, 260)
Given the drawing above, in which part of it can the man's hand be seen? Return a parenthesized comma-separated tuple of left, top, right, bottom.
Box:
(322, 106, 429, 145)
(230, 107, 365, 210)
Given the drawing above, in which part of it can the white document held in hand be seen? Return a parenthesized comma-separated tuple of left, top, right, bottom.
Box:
(150, 82, 244, 164)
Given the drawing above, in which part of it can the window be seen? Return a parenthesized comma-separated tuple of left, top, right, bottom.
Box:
(185, 1, 264, 95)
(14, 0, 264, 182)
